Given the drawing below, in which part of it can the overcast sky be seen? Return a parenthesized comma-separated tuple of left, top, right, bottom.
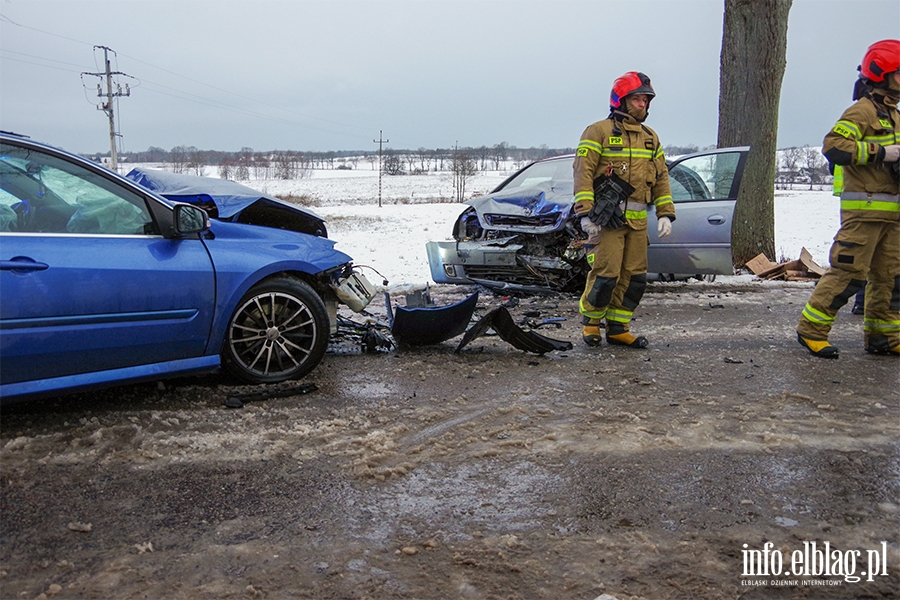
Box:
(1, 0, 898, 155)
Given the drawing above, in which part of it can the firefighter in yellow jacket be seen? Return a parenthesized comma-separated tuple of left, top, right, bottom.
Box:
(797, 39, 900, 358)
(574, 71, 675, 348)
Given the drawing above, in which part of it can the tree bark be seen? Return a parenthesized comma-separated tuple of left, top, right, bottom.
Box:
(718, 0, 792, 266)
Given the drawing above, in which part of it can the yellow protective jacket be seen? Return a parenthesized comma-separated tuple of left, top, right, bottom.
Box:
(573, 111, 674, 229)
(822, 92, 899, 223)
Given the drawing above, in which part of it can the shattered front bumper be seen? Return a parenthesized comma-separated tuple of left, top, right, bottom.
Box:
(426, 238, 583, 293)
(426, 238, 525, 285)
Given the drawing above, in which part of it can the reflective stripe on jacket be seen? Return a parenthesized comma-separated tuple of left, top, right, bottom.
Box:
(822, 94, 900, 223)
(832, 164, 843, 197)
(573, 112, 675, 228)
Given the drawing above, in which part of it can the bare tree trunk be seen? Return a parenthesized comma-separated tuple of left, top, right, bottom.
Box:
(717, 0, 792, 267)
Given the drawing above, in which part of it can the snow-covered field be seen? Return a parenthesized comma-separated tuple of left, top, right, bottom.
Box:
(325, 187, 838, 291)
(128, 163, 840, 291)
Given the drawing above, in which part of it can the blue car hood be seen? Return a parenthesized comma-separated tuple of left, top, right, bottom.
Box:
(126, 167, 324, 224)
(204, 218, 353, 272)
(465, 180, 573, 234)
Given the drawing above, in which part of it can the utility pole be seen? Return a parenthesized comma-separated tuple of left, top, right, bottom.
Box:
(373, 130, 388, 208)
(83, 46, 130, 172)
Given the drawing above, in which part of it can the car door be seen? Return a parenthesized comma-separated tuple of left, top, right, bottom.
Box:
(647, 147, 749, 276)
(0, 140, 216, 386)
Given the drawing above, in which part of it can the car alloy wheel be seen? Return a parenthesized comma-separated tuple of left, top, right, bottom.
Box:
(224, 277, 329, 384)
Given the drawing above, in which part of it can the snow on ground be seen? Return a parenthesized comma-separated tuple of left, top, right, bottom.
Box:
(131, 164, 841, 291)
(258, 170, 510, 206)
(314, 202, 467, 291)
(316, 188, 839, 291)
(281, 170, 840, 290)
(773, 188, 839, 264)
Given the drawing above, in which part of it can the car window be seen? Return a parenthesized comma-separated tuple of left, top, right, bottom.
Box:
(502, 159, 573, 191)
(0, 142, 153, 235)
(668, 151, 741, 202)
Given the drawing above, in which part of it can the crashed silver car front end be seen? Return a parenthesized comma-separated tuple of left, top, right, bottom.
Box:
(427, 175, 588, 293)
(427, 235, 587, 294)
(427, 148, 750, 292)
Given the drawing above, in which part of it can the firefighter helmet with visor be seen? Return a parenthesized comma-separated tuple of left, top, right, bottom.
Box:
(610, 72, 656, 109)
(859, 39, 900, 83)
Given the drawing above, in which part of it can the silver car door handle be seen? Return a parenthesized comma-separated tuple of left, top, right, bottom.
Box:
(707, 215, 727, 225)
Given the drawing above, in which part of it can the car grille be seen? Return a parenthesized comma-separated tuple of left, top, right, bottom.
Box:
(484, 214, 560, 228)
(463, 265, 548, 285)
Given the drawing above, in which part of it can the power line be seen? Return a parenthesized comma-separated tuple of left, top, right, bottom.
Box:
(0, 15, 369, 142)
(0, 16, 443, 149)
(0, 48, 88, 70)
(119, 52, 372, 135)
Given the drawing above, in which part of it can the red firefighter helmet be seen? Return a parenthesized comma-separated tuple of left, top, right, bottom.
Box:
(610, 71, 655, 108)
(859, 39, 900, 82)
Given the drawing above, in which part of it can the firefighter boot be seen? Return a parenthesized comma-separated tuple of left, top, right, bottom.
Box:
(582, 317, 603, 347)
(865, 335, 900, 356)
(606, 322, 648, 348)
(797, 333, 839, 359)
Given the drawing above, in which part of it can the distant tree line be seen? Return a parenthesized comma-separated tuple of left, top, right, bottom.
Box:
(93, 142, 582, 179)
(91, 141, 830, 191)
(104, 143, 723, 175)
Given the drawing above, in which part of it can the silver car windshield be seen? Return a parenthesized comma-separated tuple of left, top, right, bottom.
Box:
(502, 158, 573, 192)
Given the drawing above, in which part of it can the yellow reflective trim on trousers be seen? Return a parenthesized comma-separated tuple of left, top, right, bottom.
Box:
(579, 297, 606, 319)
(606, 308, 633, 324)
(863, 318, 900, 333)
(834, 120, 861, 139)
(840, 200, 900, 212)
(578, 139, 604, 154)
(802, 303, 834, 325)
(625, 209, 646, 219)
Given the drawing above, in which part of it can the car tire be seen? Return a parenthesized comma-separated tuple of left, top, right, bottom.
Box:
(223, 277, 329, 384)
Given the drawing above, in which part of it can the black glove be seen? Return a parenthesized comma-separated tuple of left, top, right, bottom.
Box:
(588, 173, 634, 229)
(588, 198, 626, 228)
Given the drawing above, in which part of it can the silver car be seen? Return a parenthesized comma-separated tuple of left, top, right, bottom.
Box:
(427, 147, 749, 292)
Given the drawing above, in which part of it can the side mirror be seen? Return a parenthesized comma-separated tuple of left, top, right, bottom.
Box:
(174, 204, 209, 235)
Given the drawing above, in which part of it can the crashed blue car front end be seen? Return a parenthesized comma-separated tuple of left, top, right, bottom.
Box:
(0, 134, 375, 402)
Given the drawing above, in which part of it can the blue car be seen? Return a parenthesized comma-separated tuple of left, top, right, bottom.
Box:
(0, 132, 375, 401)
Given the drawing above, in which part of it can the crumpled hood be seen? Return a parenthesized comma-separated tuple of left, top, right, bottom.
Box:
(465, 180, 574, 234)
(126, 168, 325, 231)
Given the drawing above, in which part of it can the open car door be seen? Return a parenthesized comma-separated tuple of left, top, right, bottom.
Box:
(648, 147, 749, 277)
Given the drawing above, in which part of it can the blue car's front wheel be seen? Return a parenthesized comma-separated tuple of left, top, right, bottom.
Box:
(223, 277, 330, 384)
